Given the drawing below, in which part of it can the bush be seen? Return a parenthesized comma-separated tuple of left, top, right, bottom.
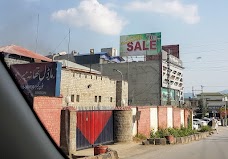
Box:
(151, 127, 198, 138)
(199, 126, 212, 132)
(135, 133, 147, 140)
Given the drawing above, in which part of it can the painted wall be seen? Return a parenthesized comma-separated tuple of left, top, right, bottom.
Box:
(131, 106, 192, 137)
(150, 107, 158, 132)
(167, 107, 173, 128)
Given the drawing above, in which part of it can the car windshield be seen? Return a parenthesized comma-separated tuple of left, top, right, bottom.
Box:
(1, 1, 228, 159)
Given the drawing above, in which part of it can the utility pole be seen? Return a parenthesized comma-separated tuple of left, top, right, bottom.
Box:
(201, 85, 205, 118)
(167, 49, 171, 105)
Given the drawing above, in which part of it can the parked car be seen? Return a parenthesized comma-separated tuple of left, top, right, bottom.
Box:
(202, 117, 212, 124)
(193, 118, 207, 127)
(193, 121, 199, 130)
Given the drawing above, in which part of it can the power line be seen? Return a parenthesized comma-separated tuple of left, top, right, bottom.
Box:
(180, 41, 228, 49)
(51, 32, 70, 54)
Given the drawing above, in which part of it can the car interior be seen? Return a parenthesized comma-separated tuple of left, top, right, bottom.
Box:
(0, 55, 67, 158)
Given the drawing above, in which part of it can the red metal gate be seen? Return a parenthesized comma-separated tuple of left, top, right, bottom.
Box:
(76, 110, 113, 150)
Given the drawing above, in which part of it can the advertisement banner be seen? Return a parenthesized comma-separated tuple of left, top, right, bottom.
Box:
(120, 32, 161, 56)
(10, 62, 62, 103)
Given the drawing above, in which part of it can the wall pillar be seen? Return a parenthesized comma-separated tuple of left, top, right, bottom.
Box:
(60, 107, 76, 156)
(113, 107, 132, 142)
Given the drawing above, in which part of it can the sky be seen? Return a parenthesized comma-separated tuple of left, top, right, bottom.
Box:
(1, 0, 228, 93)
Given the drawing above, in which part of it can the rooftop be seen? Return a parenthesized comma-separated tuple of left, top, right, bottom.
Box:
(0, 45, 52, 62)
(57, 60, 101, 75)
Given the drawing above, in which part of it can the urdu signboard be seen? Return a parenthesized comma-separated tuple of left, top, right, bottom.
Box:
(10, 62, 62, 103)
(120, 32, 161, 57)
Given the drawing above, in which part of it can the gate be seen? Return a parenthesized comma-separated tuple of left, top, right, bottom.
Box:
(76, 110, 113, 150)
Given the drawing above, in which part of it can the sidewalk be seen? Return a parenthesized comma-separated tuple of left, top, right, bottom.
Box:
(74, 141, 169, 159)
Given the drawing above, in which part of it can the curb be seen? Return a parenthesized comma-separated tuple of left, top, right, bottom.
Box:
(143, 131, 215, 146)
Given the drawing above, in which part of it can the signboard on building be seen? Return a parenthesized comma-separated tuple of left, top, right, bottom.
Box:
(10, 62, 62, 103)
(162, 51, 183, 67)
(161, 87, 176, 101)
(120, 32, 161, 57)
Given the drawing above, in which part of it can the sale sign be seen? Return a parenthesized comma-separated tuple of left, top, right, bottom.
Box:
(120, 32, 161, 56)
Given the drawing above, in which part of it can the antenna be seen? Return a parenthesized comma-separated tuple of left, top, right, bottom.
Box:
(35, 14, 39, 53)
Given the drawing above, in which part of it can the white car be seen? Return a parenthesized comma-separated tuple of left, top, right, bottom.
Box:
(193, 121, 199, 130)
(193, 118, 207, 127)
(202, 117, 211, 124)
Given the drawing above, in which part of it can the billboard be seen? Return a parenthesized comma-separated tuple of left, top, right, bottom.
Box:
(120, 32, 161, 57)
(10, 62, 62, 103)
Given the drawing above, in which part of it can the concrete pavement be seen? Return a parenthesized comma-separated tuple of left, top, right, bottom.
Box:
(76, 127, 228, 159)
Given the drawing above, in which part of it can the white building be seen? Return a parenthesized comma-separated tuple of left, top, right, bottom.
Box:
(161, 50, 184, 104)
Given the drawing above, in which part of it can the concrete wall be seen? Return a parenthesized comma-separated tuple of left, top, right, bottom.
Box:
(61, 69, 117, 110)
(116, 81, 128, 106)
(88, 60, 161, 106)
(33, 96, 62, 146)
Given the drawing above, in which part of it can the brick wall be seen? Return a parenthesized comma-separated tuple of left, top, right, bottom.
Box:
(61, 69, 118, 110)
(33, 96, 62, 146)
(173, 108, 181, 128)
(137, 107, 150, 137)
(158, 107, 167, 129)
(184, 109, 191, 128)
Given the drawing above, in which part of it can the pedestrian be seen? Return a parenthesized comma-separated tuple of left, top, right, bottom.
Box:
(212, 117, 218, 134)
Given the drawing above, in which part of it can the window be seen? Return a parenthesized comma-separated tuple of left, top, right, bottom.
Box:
(71, 94, 75, 102)
(76, 95, 80, 102)
(95, 96, 97, 102)
(110, 97, 113, 102)
(99, 96, 101, 102)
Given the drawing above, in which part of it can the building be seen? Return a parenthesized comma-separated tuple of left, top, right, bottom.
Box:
(161, 50, 184, 105)
(75, 50, 184, 106)
(54, 49, 184, 106)
(197, 92, 227, 117)
(47, 48, 124, 65)
(0, 44, 52, 67)
(59, 60, 128, 110)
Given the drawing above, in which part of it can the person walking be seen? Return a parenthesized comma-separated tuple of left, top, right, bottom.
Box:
(212, 117, 218, 134)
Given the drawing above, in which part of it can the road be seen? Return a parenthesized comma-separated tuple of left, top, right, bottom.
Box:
(125, 127, 228, 159)
(75, 127, 228, 159)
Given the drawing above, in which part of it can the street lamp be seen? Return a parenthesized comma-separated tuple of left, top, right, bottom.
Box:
(113, 69, 123, 81)
(222, 96, 227, 126)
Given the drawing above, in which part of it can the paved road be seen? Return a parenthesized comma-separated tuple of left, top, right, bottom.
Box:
(76, 127, 228, 159)
(125, 127, 228, 159)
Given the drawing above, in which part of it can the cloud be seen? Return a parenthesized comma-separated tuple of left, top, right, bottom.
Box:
(51, 0, 126, 35)
(125, 0, 200, 24)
